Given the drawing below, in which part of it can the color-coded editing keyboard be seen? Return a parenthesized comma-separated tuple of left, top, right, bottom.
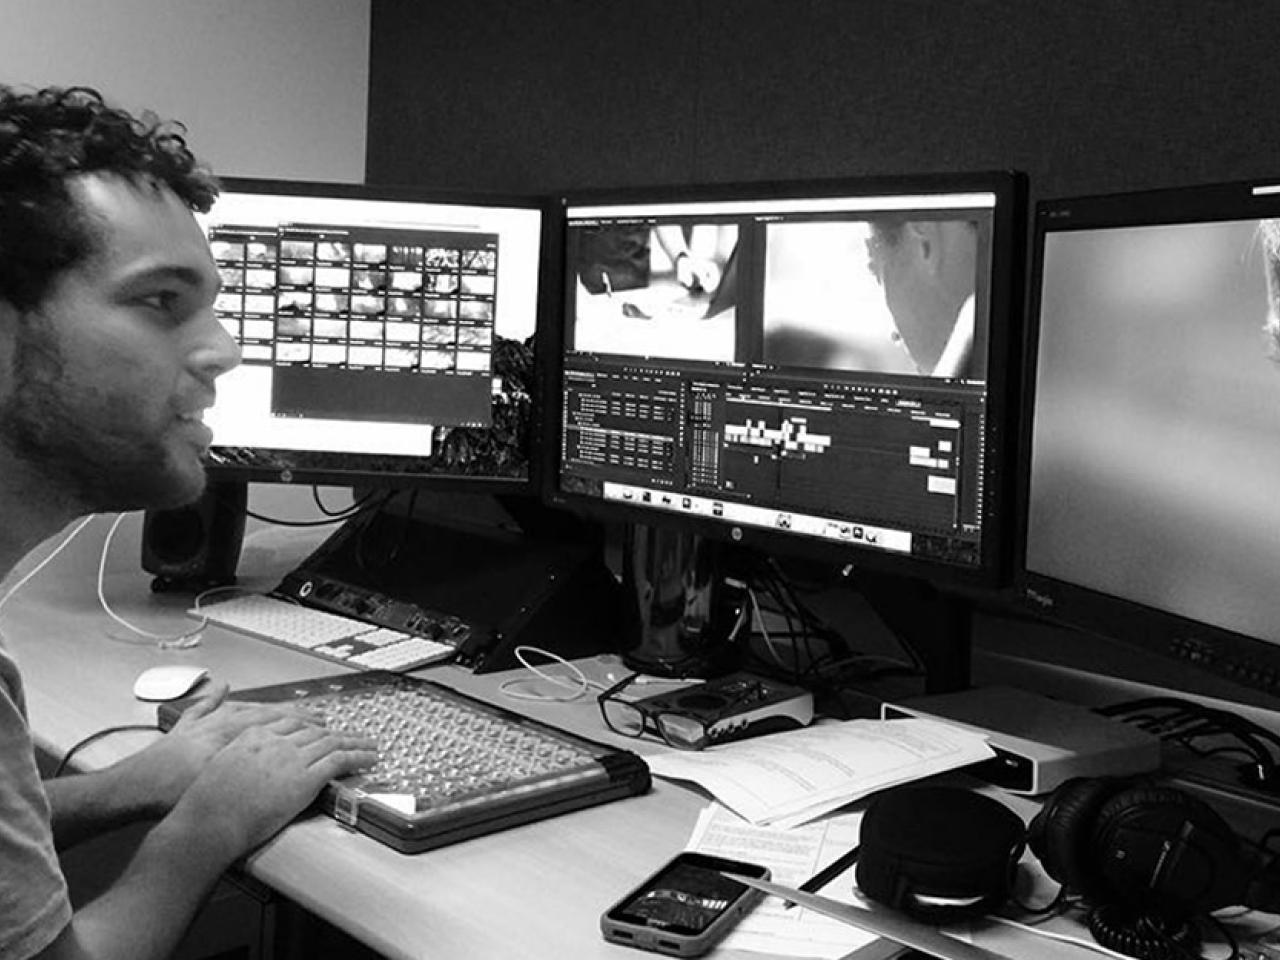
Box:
(157, 671, 652, 853)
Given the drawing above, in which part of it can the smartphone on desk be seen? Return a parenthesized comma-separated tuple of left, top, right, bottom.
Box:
(600, 851, 770, 957)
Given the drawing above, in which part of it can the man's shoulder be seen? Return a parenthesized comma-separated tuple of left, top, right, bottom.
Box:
(0, 631, 70, 960)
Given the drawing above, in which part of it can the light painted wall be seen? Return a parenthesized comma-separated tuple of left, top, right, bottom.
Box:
(1, 0, 369, 182)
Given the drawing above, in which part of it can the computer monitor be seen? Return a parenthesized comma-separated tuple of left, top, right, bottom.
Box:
(1019, 178, 1280, 710)
(547, 172, 1027, 680)
(198, 177, 556, 493)
(550, 172, 1025, 578)
(177, 179, 623, 672)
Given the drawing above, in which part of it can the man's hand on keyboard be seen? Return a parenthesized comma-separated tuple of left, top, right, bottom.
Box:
(172, 713, 380, 853)
(113, 683, 342, 816)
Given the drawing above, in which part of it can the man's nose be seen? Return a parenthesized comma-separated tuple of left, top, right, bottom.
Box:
(193, 314, 242, 379)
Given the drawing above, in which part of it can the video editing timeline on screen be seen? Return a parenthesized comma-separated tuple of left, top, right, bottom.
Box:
(209, 221, 498, 427)
(563, 362, 985, 564)
(558, 183, 1001, 570)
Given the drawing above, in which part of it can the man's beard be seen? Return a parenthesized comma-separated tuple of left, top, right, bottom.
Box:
(0, 320, 206, 513)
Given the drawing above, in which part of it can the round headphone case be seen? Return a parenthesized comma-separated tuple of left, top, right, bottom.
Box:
(856, 785, 1026, 922)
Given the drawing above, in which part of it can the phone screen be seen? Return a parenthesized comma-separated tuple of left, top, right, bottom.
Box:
(607, 852, 769, 937)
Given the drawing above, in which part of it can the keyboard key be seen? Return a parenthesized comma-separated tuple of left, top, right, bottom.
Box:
(350, 637, 455, 670)
(355, 628, 416, 648)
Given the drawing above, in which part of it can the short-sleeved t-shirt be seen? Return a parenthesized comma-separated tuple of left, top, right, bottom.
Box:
(0, 636, 71, 959)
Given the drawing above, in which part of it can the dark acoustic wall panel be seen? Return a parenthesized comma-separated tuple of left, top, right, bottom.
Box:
(690, 0, 1280, 201)
(367, 0, 700, 193)
(368, 0, 1280, 203)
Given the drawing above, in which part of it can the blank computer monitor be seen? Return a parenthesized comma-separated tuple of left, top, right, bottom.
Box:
(547, 172, 1027, 586)
(1019, 178, 1280, 708)
(198, 178, 556, 493)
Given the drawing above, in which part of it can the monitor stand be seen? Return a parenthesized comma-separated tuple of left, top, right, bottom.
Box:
(795, 567, 975, 718)
(614, 525, 976, 691)
(849, 568, 974, 696)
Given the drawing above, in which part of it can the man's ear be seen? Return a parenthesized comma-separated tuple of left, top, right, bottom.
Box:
(906, 222, 942, 274)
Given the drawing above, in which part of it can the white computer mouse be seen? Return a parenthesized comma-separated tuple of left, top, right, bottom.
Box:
(132, 664, 210, 702)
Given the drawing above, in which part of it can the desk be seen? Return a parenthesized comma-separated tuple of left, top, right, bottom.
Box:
(1, 514, 1093, 960)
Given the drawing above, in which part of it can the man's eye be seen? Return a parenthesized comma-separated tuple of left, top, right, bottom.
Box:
(138, 291, 182, 313)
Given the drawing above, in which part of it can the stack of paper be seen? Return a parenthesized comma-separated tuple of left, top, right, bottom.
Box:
(645, 717, 994, 827)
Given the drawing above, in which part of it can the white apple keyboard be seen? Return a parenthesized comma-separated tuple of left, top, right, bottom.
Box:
(190, 593, 457, 672)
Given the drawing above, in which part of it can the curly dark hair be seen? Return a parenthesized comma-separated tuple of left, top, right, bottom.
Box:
(0, 85, 220, 310)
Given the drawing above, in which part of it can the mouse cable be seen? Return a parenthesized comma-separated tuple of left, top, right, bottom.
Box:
(0, 514, 96, 619)
(97, 513, 205, 649)
(53, 723, 160, 778)
(0, 512, 203, 649)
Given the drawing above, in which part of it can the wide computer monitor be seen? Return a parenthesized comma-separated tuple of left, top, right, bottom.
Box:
(1019, 178, 1280, 710)
(548, 172, 1027, 589)
(197, 177, 556, 493)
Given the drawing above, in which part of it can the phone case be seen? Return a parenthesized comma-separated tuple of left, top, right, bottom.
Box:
(600, 851, 770, 956)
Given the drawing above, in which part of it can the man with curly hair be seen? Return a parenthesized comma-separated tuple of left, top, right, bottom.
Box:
(0, 85, 376, 960)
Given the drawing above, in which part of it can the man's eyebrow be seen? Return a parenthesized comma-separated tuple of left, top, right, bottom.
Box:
(121, 264, 209, 287)
(118, 263, 222, 297)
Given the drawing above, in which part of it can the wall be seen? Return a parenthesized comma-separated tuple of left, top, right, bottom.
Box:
(366, 0, 1280, 202)
(2, 0, 370, 182)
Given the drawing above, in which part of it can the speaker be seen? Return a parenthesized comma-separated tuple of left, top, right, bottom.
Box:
(855, 785, 1026, 923)
(1027, 776, 1280, 919)
(618, 524, 747, 679)
(141, 480, 247, 591)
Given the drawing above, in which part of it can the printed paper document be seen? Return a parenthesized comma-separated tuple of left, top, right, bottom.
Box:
(646, 717, 994, 827)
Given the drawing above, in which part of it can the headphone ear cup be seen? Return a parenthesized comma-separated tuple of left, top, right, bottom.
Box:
(1092, 783, 1246, 914)
(1027, 777, 1121, 900)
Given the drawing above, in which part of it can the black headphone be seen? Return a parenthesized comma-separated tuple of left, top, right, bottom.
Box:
(1027, 777, 1280, 919)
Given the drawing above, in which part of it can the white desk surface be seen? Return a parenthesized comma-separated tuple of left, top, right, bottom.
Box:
(1, 513, 1096, 960)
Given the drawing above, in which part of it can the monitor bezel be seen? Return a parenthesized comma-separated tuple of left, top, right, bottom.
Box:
(1014, 176, 1280, 705)
(199, 176, 562, 495)
(544, 170, 1028, 588)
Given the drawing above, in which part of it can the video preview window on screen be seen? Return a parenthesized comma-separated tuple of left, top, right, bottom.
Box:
(559, 190, 999, 567)
(198, 192, 543, 482)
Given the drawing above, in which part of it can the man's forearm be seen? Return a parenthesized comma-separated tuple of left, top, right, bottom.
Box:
(44, 756, 167, 849)
(40, 807, 239, 960)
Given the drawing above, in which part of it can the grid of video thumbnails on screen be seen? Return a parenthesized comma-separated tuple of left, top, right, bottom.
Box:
(560, 188, 998, 568)
(199, 191, 542, 480)
(214, 226, 496, 378)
